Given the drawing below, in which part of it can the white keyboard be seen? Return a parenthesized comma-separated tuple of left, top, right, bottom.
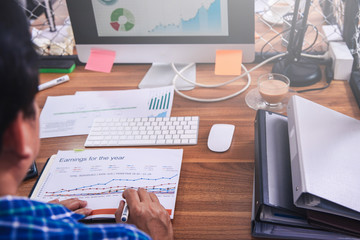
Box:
(85, 116, 199, 147)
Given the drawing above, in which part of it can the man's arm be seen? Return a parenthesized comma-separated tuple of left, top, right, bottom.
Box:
(116, 188, 174, 240)
(48, 189, 174, 240)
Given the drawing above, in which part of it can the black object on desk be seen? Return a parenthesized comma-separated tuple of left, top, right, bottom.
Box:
(350, 70, 360, 108)
(39, 59, 76, 73)
(24, 162, 38, 181)
(272, 0, 322, 87)
(253, 110, 308, 227)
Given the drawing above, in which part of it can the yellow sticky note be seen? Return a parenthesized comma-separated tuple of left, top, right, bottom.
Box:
(215, 49, 243, 76)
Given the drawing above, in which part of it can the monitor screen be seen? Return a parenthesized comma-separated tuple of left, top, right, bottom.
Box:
(67, 0, 255, 64)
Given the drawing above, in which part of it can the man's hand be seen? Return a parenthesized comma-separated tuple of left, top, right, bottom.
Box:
(48, 198, 92, 216)
(115, 188, 174, 240)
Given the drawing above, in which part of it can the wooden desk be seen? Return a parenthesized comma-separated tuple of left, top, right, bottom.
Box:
(17, 63, 360, 240)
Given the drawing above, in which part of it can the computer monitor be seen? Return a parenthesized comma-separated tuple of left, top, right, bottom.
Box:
(66, 0, 255, 89)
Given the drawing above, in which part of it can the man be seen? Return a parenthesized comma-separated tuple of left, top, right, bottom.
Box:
(0, 1, 173, 239)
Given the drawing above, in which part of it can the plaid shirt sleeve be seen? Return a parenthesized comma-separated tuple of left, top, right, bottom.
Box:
(0, 196, 151, 240)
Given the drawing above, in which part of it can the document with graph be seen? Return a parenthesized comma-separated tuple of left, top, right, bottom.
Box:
(40, 86, 174, 138)
(30, 148, 183, 220)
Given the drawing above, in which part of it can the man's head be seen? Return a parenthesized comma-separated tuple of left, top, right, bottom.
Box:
(0, 0, 39, 151)
(0, 1, 40, 192)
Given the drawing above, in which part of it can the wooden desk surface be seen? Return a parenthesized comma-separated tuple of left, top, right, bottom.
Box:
(17, 63, 360, 240)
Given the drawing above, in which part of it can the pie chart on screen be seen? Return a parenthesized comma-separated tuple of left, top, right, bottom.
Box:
(98, 0, 117, 5)
(110, 8, 135, 31)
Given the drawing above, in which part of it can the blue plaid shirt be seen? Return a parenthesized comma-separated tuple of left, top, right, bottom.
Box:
(0, 196, 151, 240)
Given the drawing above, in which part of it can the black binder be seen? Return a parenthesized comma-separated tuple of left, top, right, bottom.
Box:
(253, 110, 307, 226)
(307, 210, 360, 238)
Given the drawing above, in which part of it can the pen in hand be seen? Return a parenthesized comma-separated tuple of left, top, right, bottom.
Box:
(121, 201, 129, 222)
(38, 75, 70, 91)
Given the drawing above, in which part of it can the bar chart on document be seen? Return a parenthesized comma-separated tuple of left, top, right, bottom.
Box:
(92, 0, 229, 37)
(31, 149, 183, 219)
(148, 87, 172, 117)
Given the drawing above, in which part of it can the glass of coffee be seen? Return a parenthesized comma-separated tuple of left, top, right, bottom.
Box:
(245, 73, 290, 113)
(258, 73, 290, 107)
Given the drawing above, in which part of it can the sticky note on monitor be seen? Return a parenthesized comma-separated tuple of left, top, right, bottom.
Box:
(85, 48, 116, 73)
(215, 49, 243, 76)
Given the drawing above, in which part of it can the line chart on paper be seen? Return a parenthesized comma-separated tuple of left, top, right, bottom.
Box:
(44, 175, 178, 198)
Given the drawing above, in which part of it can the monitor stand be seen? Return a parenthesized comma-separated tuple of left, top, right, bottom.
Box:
(138, 63, 196, 90)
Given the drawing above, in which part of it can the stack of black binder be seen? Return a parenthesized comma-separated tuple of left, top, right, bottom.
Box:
(251, 109, 360, 239)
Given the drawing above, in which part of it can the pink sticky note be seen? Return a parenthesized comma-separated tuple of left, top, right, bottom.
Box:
(215, 49, 243, 76)
(85, 48, 116, 73)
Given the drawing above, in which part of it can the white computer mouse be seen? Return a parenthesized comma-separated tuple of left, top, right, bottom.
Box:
(207, 124, 235, 152)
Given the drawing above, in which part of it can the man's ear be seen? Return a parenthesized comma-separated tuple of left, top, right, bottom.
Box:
(2, 111, 32, 159)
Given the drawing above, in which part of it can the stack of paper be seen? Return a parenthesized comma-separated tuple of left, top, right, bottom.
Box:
(40, 86, 174, 138)
(252, 96, 360, 238)
(252, 110, 353, 239)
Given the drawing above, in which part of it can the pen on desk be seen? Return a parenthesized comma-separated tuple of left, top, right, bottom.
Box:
(121, 201, 129, 222)
(38, 75, 70, 91)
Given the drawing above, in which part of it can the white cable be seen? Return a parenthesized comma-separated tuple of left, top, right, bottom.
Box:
(301, 52, 329, 60)
(171, 52, 287, 102)
(171, 63, 241, 88)
(173, 64, 251, 102)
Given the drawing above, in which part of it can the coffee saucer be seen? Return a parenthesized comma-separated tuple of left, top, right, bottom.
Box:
(245, 88, 290, 113)
(261, 10, 284, 25)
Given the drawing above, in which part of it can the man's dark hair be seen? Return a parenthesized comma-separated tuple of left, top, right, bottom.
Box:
(0, 0, 39, 150)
